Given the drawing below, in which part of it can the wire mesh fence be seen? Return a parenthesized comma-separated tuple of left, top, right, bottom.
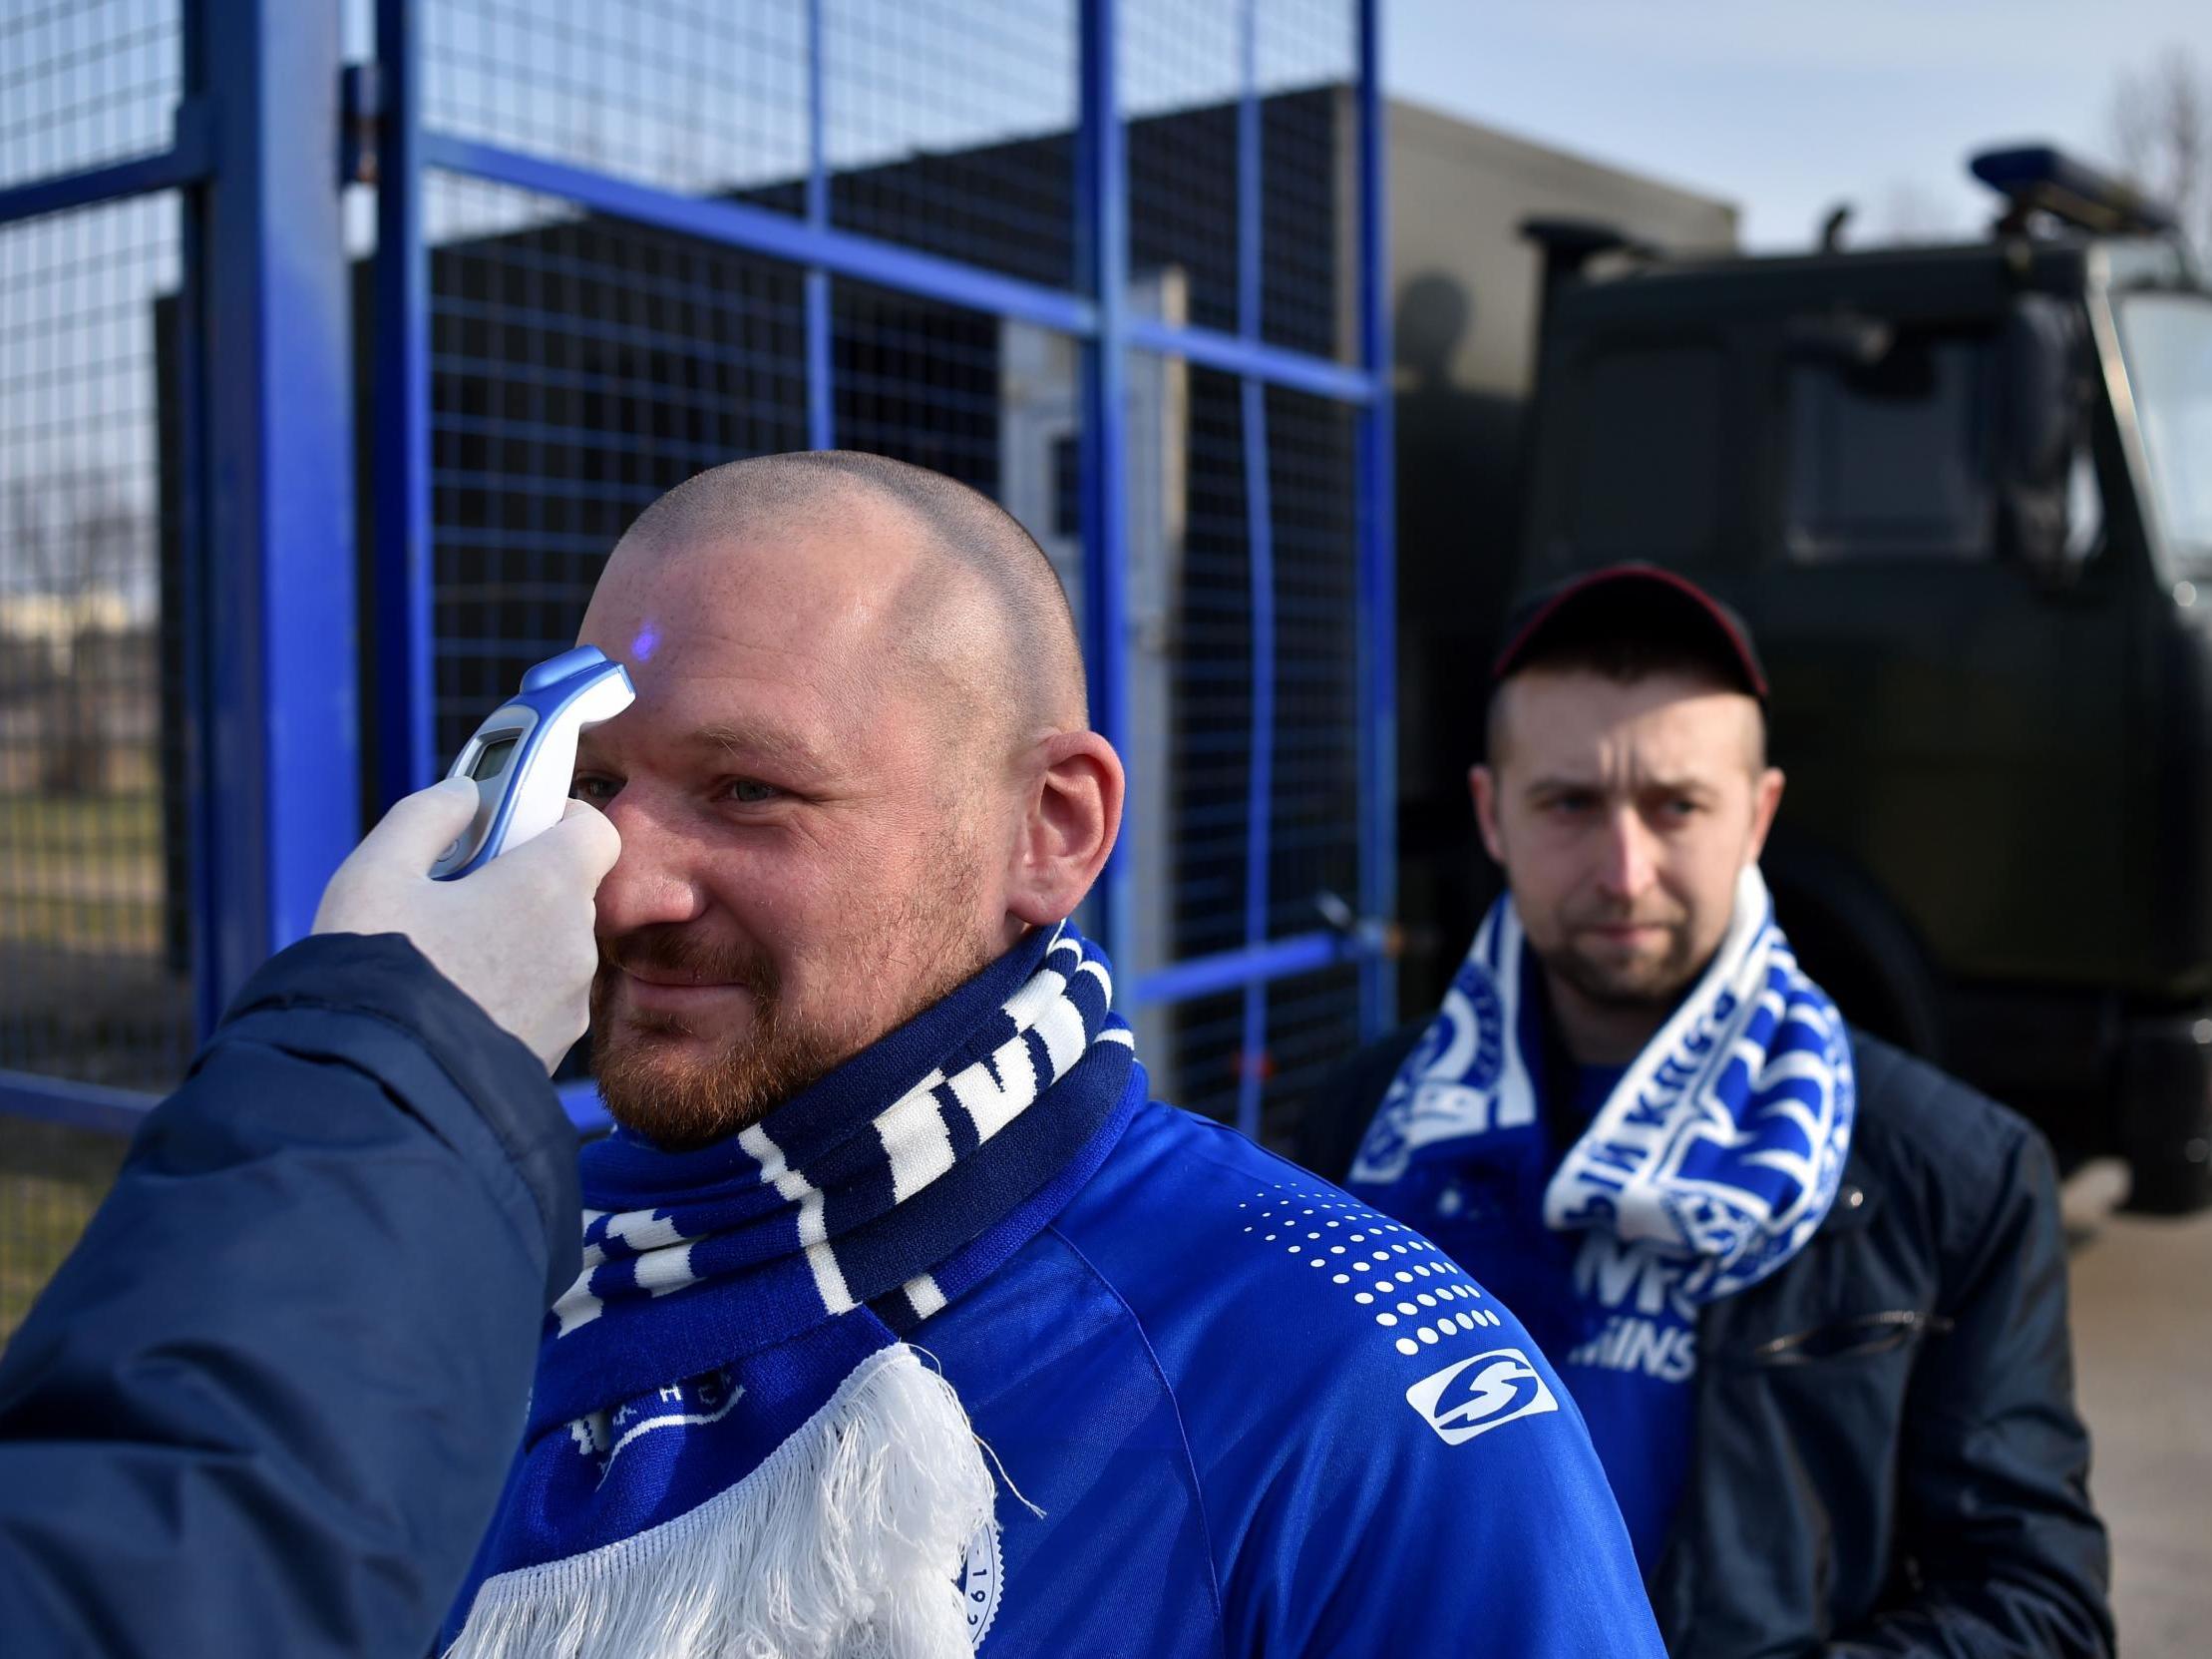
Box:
(404, 2, 1374, 1142)
(0, 0, 181, 193)
(826, 0, 1078, 289)
(424, 172, 812, 761)
(0, 0, 197, 1355)
(1116, 0, 1369, 1132)
(422, 0, 811, 207)
(0, 192, 190, 1350)
(0, 193, 192, 1090)
(0, 0, 1383, 1339)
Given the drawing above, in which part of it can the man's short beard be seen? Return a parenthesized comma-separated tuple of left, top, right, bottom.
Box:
(589, 930, 853, 1152)
(1540, 926, 1702, 1016)
(588, 820, 999, 1150)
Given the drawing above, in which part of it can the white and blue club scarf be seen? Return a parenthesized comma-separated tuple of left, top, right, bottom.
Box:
(1348, 866, 1853, 1304)
(445, 921, 1138, 1659)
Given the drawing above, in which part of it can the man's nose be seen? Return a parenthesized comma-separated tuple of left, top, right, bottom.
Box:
(592, 790, 706, 934)
(1593, 807, 1659, 904)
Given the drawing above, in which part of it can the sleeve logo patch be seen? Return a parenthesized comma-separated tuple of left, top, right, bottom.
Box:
(1405, 1349, 1560, 1446)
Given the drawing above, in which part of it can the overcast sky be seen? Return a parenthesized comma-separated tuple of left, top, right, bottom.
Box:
(1383, 0, 2207, 249)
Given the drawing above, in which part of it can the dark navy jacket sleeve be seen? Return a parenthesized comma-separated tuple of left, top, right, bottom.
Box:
(0, 933, 581, 1659)
(1826, 1120, 2112, 1658)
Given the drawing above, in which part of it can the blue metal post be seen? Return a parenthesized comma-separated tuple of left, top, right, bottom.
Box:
(0, 141, 212, 225)
(420, 133, 1098, 336)
(1237, 385, 1276, 1138)
(0, 1070, 160, 1138)
(1354, 0, 1398, 1035)
(804, 0, 834, 451)
(178, 15, 217, 1040)
(1235, 0, 1274, 1140)
(195, 0, 361, 1007)
(376, 0, 434, 803)
(1076, 0, 1132, 974)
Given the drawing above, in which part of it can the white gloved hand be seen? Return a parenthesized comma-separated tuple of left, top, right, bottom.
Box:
(312, 777, 622, 1072)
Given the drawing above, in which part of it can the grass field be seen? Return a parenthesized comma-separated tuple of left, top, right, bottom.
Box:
(0, 791, 161, 861)
(0, 792, 166, 953)
(0, 1117, 127, 1345)
(0, 794, 175, 1340)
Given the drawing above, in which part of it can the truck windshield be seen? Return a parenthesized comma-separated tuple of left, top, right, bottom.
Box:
(2115, 292, 2212, 570)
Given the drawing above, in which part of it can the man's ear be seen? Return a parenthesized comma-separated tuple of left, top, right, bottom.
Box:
(1469, 764, 1507, 865)
(1746, 767, 1785, 866)
(1005, 731, 1125, 927)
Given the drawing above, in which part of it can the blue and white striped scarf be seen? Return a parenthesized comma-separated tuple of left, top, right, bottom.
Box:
(446, 921, 1138, 1659)
(1348, 867, 1852, 1303)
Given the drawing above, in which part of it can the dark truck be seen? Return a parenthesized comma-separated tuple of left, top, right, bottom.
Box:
(1489, 148, 2212, 1211)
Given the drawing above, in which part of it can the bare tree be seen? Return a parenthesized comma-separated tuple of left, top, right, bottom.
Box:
(2109, 44, 2211, 252)
(2, 474, 149, 796)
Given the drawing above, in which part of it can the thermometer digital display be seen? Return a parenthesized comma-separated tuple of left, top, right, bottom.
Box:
(430, 644, 635, 880)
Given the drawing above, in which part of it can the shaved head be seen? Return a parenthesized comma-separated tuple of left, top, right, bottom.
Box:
(575, 451, 1124, 1147)
(610, 451, 1087, 759)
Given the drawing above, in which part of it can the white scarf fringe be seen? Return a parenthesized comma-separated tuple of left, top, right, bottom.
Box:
(445, 1347, 996, 1659)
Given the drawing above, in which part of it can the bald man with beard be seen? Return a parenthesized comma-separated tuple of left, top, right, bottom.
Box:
(441, 453, 1660, 1659)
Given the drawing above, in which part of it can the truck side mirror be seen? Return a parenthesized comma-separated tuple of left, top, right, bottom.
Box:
(2000, 295, 2095, 580)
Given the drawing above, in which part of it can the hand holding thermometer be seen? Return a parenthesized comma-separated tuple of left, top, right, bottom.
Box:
(431, 644, 635, 880)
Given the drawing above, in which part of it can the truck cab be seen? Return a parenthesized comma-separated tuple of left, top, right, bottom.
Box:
(1515, 150, 2212, 1209)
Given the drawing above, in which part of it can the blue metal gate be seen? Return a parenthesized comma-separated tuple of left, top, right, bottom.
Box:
(0, 0, 1392, 1332)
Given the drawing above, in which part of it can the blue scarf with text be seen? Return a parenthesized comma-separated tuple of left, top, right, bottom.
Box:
(445, 921, 1138, 1659)
(1347, 866, 1853, 1304)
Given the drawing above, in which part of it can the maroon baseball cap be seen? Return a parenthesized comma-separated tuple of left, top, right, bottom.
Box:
(1491, 564, 1768, 700)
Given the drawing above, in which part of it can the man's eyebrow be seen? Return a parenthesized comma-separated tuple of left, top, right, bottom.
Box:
(681, 720, 834, 775)
(1639, 774, 1723, 797)
(1522, 771, 1602, 794)
(1522, 772, 1720, 796)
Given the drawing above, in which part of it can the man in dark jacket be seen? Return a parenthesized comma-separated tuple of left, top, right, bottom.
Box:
(1313, 565, 2112, 1657)
(0, 779, 619, 1658)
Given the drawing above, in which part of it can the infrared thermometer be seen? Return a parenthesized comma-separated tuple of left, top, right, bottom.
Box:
(430, 644, 635, 880)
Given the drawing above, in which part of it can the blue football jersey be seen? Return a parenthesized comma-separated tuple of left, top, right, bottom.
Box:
(917, 1092, 1663, 1657)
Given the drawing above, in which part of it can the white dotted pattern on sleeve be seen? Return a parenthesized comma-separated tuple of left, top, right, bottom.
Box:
(1237, 1180, 1507, 1359)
